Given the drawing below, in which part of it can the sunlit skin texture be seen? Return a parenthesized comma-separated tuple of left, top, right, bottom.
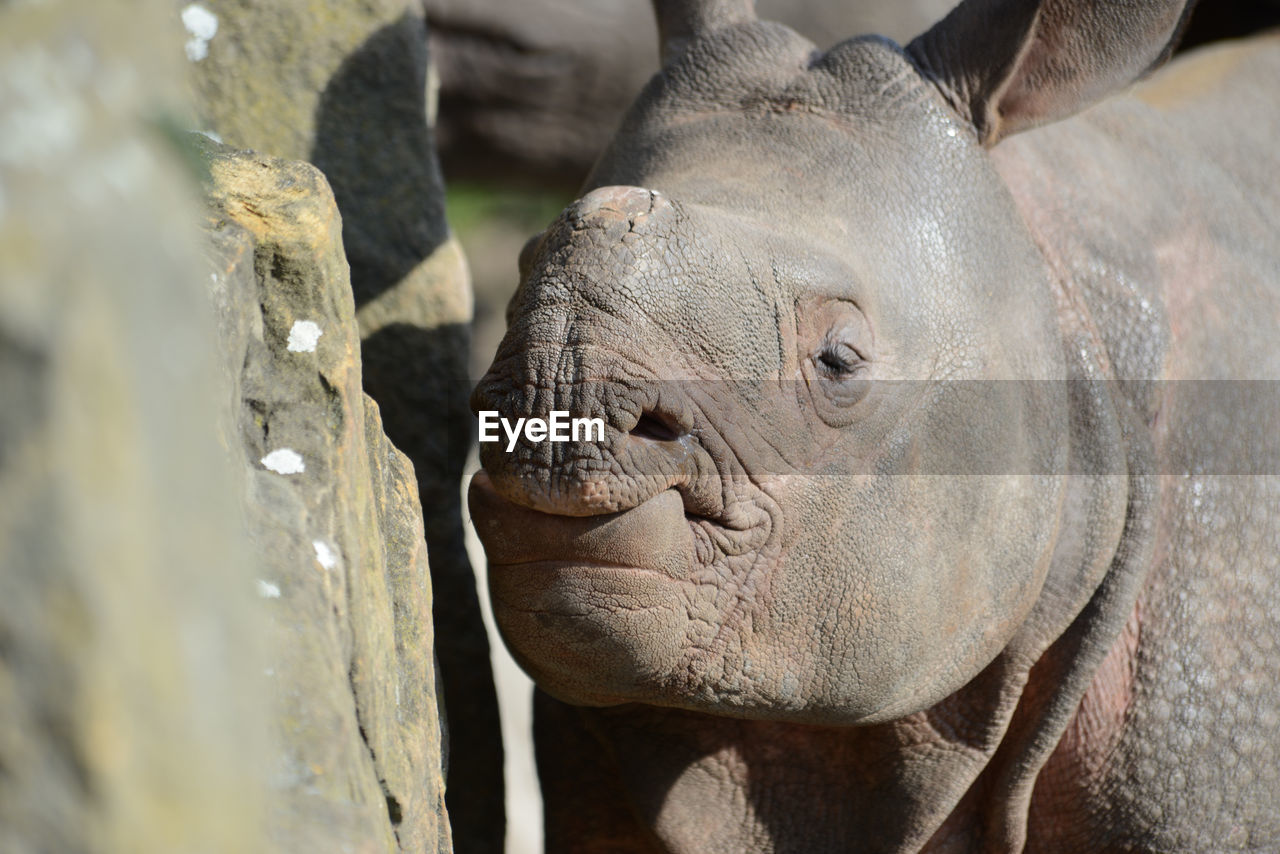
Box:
(469, 3, 1280, 849)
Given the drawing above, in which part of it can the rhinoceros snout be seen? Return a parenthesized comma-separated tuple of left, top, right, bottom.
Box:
(471, 182, 705, 517)
(470, 365, 704, 518)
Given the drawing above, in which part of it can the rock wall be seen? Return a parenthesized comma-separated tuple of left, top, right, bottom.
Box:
(3, 1, 467, 851)
(0, 3, 264, 851)
(199, 139, 451, 853)
(187, 6, 501, 849)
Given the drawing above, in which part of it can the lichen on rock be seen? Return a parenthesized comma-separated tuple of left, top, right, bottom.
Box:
(199, 138, 453, 853)
(189, 5, 500, 845)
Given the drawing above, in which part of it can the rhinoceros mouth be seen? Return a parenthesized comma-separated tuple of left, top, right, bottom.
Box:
(469, 471, 697, 584)
(469, 467, 783, 707)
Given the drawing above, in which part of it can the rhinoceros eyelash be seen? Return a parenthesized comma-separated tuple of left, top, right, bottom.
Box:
(815, 341, 865, 377)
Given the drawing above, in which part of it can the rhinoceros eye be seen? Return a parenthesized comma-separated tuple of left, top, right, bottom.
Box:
(814, 337, 870, 413)
(816, 341, 863, 378)
(797, 299, 873, 425)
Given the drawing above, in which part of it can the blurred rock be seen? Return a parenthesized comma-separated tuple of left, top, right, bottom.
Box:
(189, 3, 500, 848)
(425, 0, 957, 190)
(0, 2, 263, 851)
(199, 139, 451, 853)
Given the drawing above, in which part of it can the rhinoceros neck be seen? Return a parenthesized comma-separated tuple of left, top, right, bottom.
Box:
(540, 570, 1155, 854)
(540, 664, 1023, 853)
(535, 409, 1159, 853)
(541, 613, 1147, 853)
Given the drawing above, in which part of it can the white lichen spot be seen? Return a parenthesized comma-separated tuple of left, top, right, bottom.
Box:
(184, 38, 209, 62)
(313, 540, 338, 570)
(196, 129, 223, 143)
(261, 448, 305, 474)
(181, 4, 219, 62)
(256, 579, 281, 599)
(287, 319, 323, 353)
(945, 126, 958, 138)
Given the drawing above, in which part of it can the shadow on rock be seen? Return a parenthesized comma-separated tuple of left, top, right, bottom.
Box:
(314, 17, 503, 854)
(313, 13, 450, 307)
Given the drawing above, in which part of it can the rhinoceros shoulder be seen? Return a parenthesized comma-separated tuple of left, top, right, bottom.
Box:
(991, 35, 1280, 386)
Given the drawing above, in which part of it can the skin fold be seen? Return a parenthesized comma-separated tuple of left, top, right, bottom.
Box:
(469, 0, 1280, 849)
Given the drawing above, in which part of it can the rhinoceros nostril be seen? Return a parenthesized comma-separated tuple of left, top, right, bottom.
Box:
(630, 411, 682, 442)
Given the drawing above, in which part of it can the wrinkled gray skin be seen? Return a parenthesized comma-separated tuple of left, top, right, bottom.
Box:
(470, 0, 1280, 848)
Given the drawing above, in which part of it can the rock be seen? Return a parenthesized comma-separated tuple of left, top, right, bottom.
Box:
(425, 0, 958, 189)
(0, 2, 264, 851)
(189, 3, 501, 849)
(198, 138, 452, 853)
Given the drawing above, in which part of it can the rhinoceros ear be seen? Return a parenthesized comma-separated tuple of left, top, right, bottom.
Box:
(651, 0, 757, 64)
(906, 0, 1196, 145)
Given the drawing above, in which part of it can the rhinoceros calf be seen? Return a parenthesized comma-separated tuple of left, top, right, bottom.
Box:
(469, 0, 1280, 848)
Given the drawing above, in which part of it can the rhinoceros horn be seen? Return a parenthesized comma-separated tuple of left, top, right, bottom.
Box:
(651, 0, 757, 64)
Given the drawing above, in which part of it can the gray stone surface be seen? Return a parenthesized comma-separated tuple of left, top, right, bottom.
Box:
(0, 2, 263, 851)
(188, 3, 499, 849)
(199, 139, 452, 853)
(2, 0, 461, 848)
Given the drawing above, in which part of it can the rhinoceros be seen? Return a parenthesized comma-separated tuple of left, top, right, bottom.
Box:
(468, 0, 1280, 848)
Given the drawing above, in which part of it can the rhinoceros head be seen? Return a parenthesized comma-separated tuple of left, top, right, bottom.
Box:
(470, 0, 1188, 723)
